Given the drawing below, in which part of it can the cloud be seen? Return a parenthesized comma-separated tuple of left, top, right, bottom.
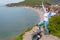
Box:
(0, 0, 24, 4)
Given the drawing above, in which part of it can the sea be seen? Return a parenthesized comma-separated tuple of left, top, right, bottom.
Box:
(0, 7, 39, 40)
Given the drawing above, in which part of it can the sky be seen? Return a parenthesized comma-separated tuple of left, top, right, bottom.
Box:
(0, 0, 24, 4)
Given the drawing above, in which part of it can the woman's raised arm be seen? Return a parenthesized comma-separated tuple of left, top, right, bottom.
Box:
(42, 1, 46, 13)
(42, 1, 44, 9)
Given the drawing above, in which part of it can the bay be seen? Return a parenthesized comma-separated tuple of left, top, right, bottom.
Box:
(0, 7, 39, 40)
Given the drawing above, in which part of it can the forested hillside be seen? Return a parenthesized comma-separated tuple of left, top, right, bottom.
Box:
(6, 0, 60, 7)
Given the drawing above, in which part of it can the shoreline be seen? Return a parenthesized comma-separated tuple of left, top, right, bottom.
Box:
(16, 6, 42, 36)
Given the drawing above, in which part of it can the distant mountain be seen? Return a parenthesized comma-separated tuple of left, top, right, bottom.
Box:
(6, 0, 60, 7)
(46, 0, 60, 5)
(51, 0, 60, 3)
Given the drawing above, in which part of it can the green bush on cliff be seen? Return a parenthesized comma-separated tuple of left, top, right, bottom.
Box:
(49, 15, 60, 38)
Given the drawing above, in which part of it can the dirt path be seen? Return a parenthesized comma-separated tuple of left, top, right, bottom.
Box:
(23, 7, 60, 40)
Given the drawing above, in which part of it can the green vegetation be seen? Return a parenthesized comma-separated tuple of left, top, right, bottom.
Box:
(16, 26, 34, 40)
(6, 0, 60, 7)
(49, 16, 60, 38)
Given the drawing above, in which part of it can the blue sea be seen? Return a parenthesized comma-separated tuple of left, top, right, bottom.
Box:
(0, 7, 39, 40)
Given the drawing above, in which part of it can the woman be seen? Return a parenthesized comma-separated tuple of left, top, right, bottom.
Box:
(38, 1, 56, 35)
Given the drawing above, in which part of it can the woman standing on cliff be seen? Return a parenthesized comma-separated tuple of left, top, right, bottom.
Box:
(38, 1, 57, 35)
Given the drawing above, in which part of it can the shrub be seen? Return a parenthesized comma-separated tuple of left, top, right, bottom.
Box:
(49, 16, 60, 38)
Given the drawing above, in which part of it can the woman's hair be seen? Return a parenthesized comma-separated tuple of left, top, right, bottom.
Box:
(46, 7, 50, 12)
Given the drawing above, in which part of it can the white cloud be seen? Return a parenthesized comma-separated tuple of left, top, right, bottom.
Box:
(0, 0, 24, 4)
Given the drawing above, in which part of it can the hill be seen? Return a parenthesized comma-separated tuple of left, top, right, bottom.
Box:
(6, 0, 60, 7)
